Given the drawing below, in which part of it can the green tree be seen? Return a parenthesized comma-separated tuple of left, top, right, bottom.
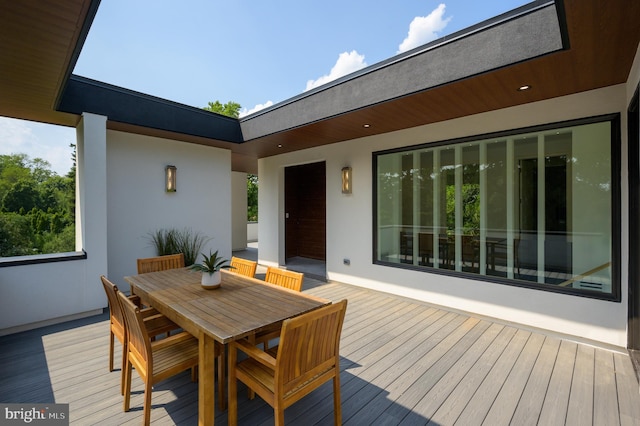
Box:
(0, 154, 31, 201)
(247, 174, 258, 221)
(2, 178, 40, 213)
(203, 100, 242, 118)
(0, 150, 75, 256)
(0, 213, 35, 256)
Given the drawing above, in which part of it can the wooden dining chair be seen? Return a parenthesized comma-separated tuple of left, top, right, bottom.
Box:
(118, 291, 199, 426)
(230, 256, 258, 278)
(136, 253, 185, 274)
(264, 266, 304, 292)
(253, 267, 305, 350)
(228, 299, 347, 426)
(100, 275, 179, 394)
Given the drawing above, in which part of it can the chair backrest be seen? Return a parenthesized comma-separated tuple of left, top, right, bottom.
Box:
(230, 256, 257, 278)
(275, 300, 347, 394)
(101, 275, 125, 332)
(137, 253, 185, 274)
(264, 267, 304, 292)
(117, 291, 152, 366)
(461, 235, 478, 256)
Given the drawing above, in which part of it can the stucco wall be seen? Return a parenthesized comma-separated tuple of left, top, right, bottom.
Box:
(259, 85, 630, 347)
(106, 130, 232, 292)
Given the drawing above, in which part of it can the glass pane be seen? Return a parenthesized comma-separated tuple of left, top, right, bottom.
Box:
(485, 140, 508, 277)
(514, 136, 539, 282)
(439, 148, 455, 269)
(544, 131, 572, 284)
(374, 118, 614, 296)
(377, 154, 401, 264)
(419, 151, 434, 266)
(569, 122, 612, 293)
(462, 144, 480, 273)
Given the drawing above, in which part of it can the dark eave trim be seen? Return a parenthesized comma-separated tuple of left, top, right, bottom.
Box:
(57, 75, 243, 143)
(54, 0, 102, 110)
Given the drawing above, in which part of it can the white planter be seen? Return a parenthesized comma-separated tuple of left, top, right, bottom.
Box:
(201, 271, 221, 289)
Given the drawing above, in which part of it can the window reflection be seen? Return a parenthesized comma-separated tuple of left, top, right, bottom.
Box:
(375, 121, 613, 296)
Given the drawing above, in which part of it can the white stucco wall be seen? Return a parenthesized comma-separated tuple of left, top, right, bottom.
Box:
(105, 130, 232, 292)
(0, 123, 234, 335)
(259, 85, 631, 347)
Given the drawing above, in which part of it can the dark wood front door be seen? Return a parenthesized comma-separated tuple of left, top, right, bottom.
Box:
(285, 162, 326, 261)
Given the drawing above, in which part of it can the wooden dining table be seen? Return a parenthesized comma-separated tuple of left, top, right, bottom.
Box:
(124, 268, 330, 426)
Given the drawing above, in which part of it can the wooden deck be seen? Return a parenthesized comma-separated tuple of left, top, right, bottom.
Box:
(1, 280, 639, 425)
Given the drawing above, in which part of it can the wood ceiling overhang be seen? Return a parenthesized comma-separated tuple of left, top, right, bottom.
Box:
(0, 0, 99, 127)
(0, 0, 639, 175)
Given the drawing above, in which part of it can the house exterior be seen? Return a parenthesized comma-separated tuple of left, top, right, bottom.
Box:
(1, 0, 640, 353)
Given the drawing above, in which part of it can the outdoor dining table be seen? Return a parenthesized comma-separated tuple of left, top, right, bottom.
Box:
(124, 267, 330, 425)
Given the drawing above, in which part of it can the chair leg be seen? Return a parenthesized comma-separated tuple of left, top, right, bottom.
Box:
(333, 374, 342, 426)
(120, 342, 127, 395)
(143, 378, 153, 426)
(109, 331, 115, 372)
(246, 335, 256, 400)
(228, 345, 238, 426)
(123, 359, 132, 412)
(274, 404, 285, 426)
(218, 345, 226, 411)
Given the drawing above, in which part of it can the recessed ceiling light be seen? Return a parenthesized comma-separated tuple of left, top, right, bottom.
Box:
(363, 124, 370, 128)
(277, 144, 282, 148)
(518, 85, 531, 91)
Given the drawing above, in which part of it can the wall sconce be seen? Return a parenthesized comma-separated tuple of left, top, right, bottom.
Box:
(165, 165, 177, 192)
(341, 167, 352, 194)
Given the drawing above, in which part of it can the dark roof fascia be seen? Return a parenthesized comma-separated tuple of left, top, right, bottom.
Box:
(54, 0, 102, 111)
(240, 0, 557, 123)
(57, 75, 243, 143)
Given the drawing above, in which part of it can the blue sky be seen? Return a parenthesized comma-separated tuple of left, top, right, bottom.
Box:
(1, 0, 527, 175)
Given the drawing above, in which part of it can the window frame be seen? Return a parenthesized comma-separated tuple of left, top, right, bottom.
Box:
(372, 113, 621, 302)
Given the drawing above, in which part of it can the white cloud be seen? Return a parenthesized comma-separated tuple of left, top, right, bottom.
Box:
(239, 101, 274, 118)
(0, 117, 74, 176)
(398, 3, 452, 54)
(305, 50, 368, 91)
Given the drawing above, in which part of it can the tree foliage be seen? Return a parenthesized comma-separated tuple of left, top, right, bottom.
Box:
(247, 174, 258, 222)
(203, 100, 242, 118)
(0, 152, 75, 256)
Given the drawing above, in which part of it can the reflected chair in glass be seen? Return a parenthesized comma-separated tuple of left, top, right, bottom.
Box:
(419, 233, 434, 266)
(461, 235, 480, 272)
(399, 231, 413, 263)
(228, 300, 348, 426)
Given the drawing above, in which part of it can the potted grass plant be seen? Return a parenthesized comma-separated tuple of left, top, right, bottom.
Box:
(189, 249, 232, 289)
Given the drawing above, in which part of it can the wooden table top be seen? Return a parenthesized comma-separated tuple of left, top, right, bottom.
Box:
(124, 268, 330, 344)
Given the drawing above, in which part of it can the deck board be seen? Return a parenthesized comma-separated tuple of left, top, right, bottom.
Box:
(566, 344, 595, 425)
(509, 336, 560, 426)
(0, 280, 638, 425)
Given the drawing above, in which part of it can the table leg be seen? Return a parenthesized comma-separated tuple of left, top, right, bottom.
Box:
(199, 333, 216, 425)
